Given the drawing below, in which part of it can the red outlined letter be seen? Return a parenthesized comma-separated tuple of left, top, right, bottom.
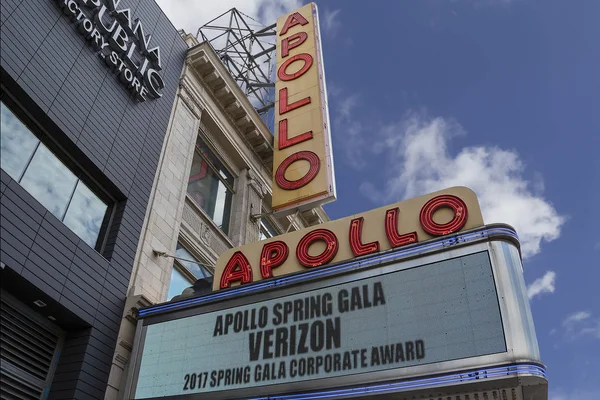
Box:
(278, 119, 313, 150)
(279, 87, 311, 115)
(296, 229, 339, 268)
(281, 32, 308, 58)
(277, 53, 313, 81)
(260, 241, 289, 279)
(219, 252, 253, 289)
(419, 195, 468, 236)
(277, 119, 312, 150)
(275, 151, 320, 190)
(349, 217, 380, 257)
(278, 84, 313, 150)
(280, 12, 309, 36)
(385, 208, 418, 248)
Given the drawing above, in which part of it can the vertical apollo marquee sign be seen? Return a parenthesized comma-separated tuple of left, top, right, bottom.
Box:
(272, 3, 336, 214)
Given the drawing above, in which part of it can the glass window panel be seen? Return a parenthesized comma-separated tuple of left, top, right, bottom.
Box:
(168, 266, 194, 301)
(0, 102, 40, 180)
(0, 102, 110, 250)
(187, 152, 211, 208)
(20, 145, 78, 218)
(212, 180, 231, 230)
(187, 139, 233, 234)
(63, 181, 108, 247)
(175, 243, 212, 280)
(195, 140, 234, 186)
(260, 219, 278, 240)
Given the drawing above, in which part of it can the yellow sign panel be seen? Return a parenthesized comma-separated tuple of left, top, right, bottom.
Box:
(272, 3, 336, 215)
(215, 187, 484, 290)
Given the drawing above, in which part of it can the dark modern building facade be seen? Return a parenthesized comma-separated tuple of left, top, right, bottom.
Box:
(0, 0, 187, 398)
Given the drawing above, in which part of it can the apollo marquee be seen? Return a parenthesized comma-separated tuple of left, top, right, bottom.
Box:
(215, 187, 482, 289)
(55, 0, 165, 101)
(123, 187, 548, 399)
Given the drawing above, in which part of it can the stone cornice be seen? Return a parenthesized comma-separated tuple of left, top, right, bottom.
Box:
(178, 77, 203, 119)
(185, 43, 274, 168)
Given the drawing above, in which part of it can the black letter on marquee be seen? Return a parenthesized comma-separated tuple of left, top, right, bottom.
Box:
(249, 332, 262, 361)
(298, 323, 309, 354)
(416, 340, 425, 359)
(213, 315, 223, 337)
(406, 341, 415, 360)
(373, 282, 386, 306)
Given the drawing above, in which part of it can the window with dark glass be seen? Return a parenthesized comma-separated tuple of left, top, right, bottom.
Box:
(260, 218, 278, 240)
(187, 137, 234, 234)
(167, 243, 212, 301)
(0, 101, 109, 249)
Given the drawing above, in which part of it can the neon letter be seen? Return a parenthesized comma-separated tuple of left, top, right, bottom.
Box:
(349, 217, 380, 257)
(280, 12, 309, 36)
(296, 229, 338, 268)
(385, 208, 418, 248)
(260, 241, 289, 279)
(419, 195, 468, 236)
(220, 252, 253, 289)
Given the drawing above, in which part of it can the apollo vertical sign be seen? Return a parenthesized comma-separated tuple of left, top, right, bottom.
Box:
(272, 3, 336, 214)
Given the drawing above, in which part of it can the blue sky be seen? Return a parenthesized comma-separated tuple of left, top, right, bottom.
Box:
(319, 1, 600, 397)
(159, 1, 599, 398)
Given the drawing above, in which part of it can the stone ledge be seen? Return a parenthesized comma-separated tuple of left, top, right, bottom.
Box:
(187, 43, 274, 167)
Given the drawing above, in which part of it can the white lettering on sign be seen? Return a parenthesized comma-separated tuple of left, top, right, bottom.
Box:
(133, 252, 506, 398)
(55, 0, 164, 101)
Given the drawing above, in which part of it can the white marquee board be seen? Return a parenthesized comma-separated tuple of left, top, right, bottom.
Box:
(133, 251, 506, 398)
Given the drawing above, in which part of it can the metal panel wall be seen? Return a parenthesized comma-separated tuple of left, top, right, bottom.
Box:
(0, 291, 64, 400)
(0, 0, 188, 398)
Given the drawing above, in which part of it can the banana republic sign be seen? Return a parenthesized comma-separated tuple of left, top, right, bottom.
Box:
(55, 0, 164, 101)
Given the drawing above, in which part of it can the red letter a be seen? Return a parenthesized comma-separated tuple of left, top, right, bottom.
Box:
(220, 251, 253, 289)
(280, 12, 309, 36)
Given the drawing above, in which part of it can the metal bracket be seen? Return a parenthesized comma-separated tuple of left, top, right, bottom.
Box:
(152, 250, 213, 269)
(285, 209, 301, 234)
(250, 212, 272, 222)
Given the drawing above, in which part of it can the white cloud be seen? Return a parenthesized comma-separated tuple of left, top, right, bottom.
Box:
(358, 112, 566, 258)
(156, 0, 301, 34)
(580, 321, 600, 339)
(527, 271, 556, 300)
(550, 388, 600, 400)
(333, 95, 367, 168)
(563, 311, 591, 329)
(561, 311, 600, 341)
(322, 9, 342, 37)
(337, 95, 359, 122)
